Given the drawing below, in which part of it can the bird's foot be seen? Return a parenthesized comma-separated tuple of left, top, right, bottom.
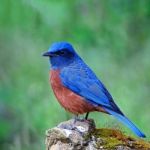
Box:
(73, 115, 81, 124)
(73, 113, 91, 124)
(85, 112, 89, 120)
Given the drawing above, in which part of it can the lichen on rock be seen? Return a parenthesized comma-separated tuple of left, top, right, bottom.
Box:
(45, 119, 150, 150)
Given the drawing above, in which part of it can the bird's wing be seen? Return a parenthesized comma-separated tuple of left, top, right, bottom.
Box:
(60, 64, 123, 114)
(60, 62, 146, 138)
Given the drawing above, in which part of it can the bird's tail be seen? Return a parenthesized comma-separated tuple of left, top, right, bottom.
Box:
(105, 108, 146, 138)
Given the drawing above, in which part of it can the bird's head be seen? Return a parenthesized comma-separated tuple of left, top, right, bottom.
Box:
(43, 42, 78, 69)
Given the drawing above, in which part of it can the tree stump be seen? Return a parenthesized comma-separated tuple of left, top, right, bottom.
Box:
(45, 119, 150, 150)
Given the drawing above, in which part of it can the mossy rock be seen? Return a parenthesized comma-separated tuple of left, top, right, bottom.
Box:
(93, 128, 150, 149)
(45, 119, 150, 150)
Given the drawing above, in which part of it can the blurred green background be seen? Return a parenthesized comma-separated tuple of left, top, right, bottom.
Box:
(0, 0, 150, 149)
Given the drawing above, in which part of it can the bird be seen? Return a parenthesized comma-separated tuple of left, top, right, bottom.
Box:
(43, 41, 146, 138)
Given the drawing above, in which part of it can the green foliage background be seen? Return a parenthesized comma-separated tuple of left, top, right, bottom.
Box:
(0, 0, 150, 149)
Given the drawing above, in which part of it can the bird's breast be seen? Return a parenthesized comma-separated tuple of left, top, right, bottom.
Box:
(50, 69, 97, 114)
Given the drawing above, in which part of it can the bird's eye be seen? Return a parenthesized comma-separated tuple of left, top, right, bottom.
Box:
(59, 50, 65, 55)
(54, 50, 66, 56)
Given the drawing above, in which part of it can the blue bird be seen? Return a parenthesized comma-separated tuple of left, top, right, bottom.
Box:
(43, 41, 146, 138)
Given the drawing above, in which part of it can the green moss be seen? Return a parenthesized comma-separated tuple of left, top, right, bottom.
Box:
(92, 128, 150, 149)
(93, 128, 124, 149)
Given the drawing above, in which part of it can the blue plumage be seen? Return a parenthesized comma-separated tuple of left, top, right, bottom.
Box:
(43, 42, 146, 138)
(105, 109, 146, 138)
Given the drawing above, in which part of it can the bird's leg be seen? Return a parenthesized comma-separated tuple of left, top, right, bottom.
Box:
(85, 112, 89, 120)
(73, 114, 79, 124)
(73, 112, 90, 122)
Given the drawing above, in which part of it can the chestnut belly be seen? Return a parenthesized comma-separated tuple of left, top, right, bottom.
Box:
(50, 70, 105, 114)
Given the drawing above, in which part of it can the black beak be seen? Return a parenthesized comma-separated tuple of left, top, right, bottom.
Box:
(42, 51, 51, 57)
